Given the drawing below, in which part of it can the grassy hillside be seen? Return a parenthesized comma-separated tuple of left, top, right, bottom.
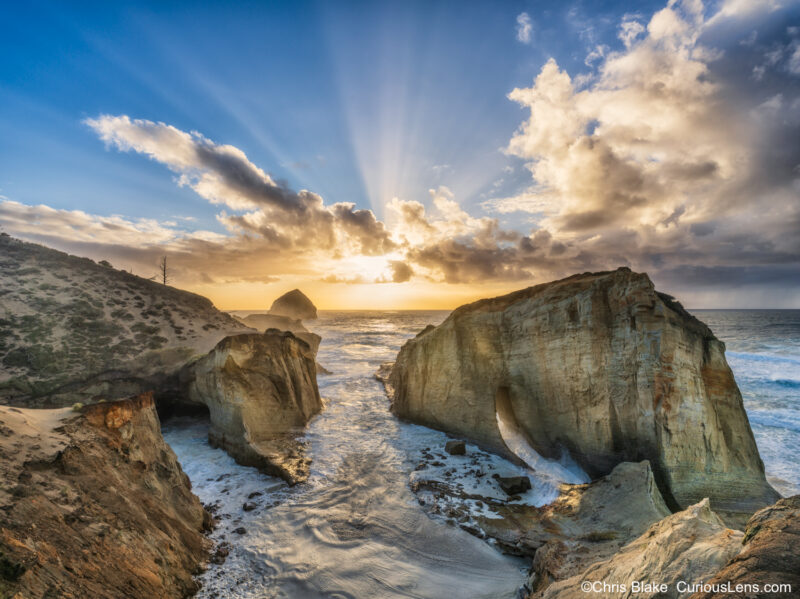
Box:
(0, 234, 250, 406)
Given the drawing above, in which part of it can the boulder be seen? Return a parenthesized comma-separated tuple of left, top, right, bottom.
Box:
(476, 462, 671, 590)
(182, 331, 322, 484)
(540, 499, 744, 599)
(269, 289, 318, 320)
(389, 268, 778, 523)
(445, 440, 466, 455)
(233, 313, 322, 355)
(497, 475, 531, 496)
(689, 495, 800, 599)
(0, 393, 209, 599)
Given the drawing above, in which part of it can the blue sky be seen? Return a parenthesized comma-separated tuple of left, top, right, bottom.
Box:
(1, 0, 799, 308)
(1, 0, 663, 228)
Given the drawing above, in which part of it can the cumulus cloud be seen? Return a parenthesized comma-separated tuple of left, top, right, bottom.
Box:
(86, 115, 396, 258)
(490, 0, 800, 297)
(516, 12, 533, 44)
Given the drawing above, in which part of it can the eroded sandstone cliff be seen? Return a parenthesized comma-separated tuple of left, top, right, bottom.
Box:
(389, 268, 778, 523)
(0, 393, 210, 598)
(181, 331, 322, 484)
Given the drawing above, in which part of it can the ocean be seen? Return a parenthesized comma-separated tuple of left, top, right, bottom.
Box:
(694, 310, 800, 497)
(162, 309, 799, 598)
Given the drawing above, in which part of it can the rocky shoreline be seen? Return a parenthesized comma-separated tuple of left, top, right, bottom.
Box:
(0, 238, 796, 598)
(388, 267, 778, 524)
(0, 393, 210, 598)
(382, 268, 797, 598)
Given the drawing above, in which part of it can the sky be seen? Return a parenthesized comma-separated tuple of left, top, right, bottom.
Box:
(1, 0, 799, 309)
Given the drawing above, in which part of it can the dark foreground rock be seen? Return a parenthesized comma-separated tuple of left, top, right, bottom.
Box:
(689, 495, 800, 599)
(445, 440, 466, 455)
(0, 393, 209, 599)
(496, 475, 531, 496)
(389, 268, 778, 525)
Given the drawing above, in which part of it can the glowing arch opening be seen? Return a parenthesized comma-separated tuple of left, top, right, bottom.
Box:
(495, 386, 588, 485)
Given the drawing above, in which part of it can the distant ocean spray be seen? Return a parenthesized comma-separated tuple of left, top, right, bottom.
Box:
(695, 310, 800, 497)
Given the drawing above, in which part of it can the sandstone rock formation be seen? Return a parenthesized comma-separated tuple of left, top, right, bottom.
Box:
(236, 313, 305, 333)
(389, 268, 778, 523)
(0, 393, 209, 598)
(268, 289, 318, 320)
(690, 495, 800, 599)
(234, 313, 321, 356)
(0, 235, 251, 408)
(540, 499, 743, 599)
(182, 331, 322, 484)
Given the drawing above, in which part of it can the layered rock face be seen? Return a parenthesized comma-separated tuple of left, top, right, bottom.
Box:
(542, 499, 744, 599)
(268, 289, 318, 320)
(389, 268, 777, 522)
(690, 495, 800, 599)
(0, 393, 209, 598)
(182, 331, 322, 484)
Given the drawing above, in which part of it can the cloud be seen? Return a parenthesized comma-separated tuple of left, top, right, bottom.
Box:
(385, 186, 536, 284)
(86, 115, 396, 258)
(3, 0, 797, 305)
(0, 200, 191, 246)
(386, 260, 414, 283)
(585, 44, 609, 66)
(619, 15, 646, 48)
(320, 274, 366, 284)
(490, 0, 800, 297)
(516, 12, 533, 44)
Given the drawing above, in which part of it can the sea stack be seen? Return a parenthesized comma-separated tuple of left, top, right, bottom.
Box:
(269, 289, 318, 320)
(388, 268, 779, 524)
(181, 330, 322, 484)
